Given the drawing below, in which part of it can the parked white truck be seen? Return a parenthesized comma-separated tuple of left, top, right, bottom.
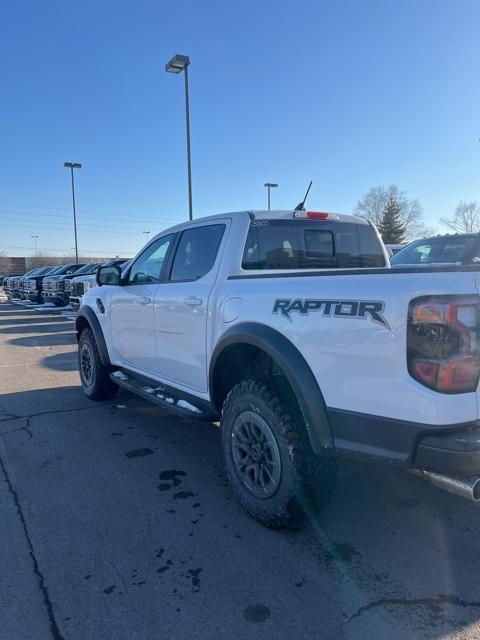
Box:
(76, 210, 480, 527)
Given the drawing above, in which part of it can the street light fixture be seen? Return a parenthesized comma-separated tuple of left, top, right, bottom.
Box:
(165, 53, 193, 221)
(264, 183, 278, 210)
(64, 162, 82, 263)
(142, 230, 151, 239)
(30, 234, 39, 252)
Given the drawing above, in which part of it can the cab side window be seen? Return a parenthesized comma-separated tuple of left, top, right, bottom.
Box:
(128, 234, 174, 284)
(169, 224, 225, 282)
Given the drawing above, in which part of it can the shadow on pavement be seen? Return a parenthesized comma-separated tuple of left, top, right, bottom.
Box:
(41, 351, 77, 371)
(9, 333, 76, 348)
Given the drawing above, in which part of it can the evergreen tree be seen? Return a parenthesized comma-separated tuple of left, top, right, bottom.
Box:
(378, 194, 406, 243)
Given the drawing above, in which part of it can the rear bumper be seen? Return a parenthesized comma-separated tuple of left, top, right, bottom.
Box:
(414, 427, 480, 477)
(328, 407, 480, 478)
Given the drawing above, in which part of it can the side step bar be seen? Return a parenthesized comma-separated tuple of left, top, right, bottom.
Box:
(110, 370, 218, 422)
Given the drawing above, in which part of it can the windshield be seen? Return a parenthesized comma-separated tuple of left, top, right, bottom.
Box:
(47, 265, 66, 275)
(391, 236, 480, 266)
(242, 220, 385, 269)
(32, 266, 51, 276)
(47, 264, 81, 275)
(72, 263, 101, 275)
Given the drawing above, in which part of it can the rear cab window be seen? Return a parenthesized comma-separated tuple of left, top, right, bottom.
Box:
(241, 219, 385, 270)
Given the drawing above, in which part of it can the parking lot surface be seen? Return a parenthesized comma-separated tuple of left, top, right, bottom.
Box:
(1, 300, 480, 639)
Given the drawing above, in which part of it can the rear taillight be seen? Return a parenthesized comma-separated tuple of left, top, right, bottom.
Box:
(408, 295, 480, 393)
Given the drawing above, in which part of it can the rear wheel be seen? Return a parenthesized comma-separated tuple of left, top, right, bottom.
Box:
(78, 328, 118, 400)
(221, 379, 336, 529)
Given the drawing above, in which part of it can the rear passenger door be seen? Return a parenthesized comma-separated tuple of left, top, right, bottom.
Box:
(154, 221, 227, 392)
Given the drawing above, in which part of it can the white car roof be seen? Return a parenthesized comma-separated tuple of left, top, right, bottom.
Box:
(150, 209, 369, 242)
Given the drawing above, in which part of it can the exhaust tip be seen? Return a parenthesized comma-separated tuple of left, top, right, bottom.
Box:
(472, 478, 480, 502)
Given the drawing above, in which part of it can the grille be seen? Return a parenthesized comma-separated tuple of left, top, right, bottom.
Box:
(63, 280, 71, 292)
(43, 279, 56, 295)
(71, 281, 85, 296)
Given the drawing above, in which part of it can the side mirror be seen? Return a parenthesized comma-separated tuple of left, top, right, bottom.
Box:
(96, 265, 122, 287)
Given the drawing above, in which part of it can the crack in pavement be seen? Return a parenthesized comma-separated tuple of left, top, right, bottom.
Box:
(0, 402, 120, 429)
(0, 414, 19, 422)
(0, 443, 65, 640)
(348, 593, 480, 622)
(0, 425, 33, 439)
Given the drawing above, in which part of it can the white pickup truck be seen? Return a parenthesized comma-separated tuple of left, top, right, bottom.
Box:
(76, 210, 480, 527)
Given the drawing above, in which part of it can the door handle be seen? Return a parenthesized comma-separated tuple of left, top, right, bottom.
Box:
(184, 296, 203, 306)
(137, 296, 151, 305)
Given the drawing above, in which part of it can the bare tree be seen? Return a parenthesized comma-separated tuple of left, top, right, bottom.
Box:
(354, 185, 433, 241)
(0, 250, 11, 274)
(29, 252, 55, 268)
(440, 201, 480, 234)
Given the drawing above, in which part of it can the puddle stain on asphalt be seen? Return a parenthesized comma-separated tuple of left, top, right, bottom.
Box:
(159, 469, 186, 486)
(157, 565, 171, 574)
(173, 490, 196, 500)
(124, 448, 154, 458)
(156, 469, 196, 498)
(187, 568, 202, 592)
(243, 604, 271, 623)
(157, 469, 187, 491)
(103, 585, 116, 595)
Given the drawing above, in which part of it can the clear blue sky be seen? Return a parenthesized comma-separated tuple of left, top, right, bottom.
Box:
(1, 0, 479, 257)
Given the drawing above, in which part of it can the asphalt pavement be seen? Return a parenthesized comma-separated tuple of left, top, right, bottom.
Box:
(1, 299, 480, 640)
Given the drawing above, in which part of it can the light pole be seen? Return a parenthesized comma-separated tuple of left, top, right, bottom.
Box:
(64, 162, 82, 263)
(30, 234, 39, 252)
(264, 183, 278, 210)
(165, 54, 193, 221)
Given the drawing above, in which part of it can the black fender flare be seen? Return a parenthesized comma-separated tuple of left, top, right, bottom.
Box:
(209, 322, 333, 452)
(75, 305, 111, 368)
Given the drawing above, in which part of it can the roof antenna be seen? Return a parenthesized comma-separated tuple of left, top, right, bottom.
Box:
(294, 180, 313, 211)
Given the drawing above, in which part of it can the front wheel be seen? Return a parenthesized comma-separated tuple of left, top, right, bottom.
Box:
(221, 380, 336, 529)
(78, 328, 118, 400)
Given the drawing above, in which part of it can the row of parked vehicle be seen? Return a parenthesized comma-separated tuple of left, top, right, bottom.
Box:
(1, 259, 129, 309)
(1, 232, 477, 312)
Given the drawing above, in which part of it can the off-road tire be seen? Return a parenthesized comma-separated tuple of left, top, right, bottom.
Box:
(78, 328, 118, 400)
(221, 379, 336, 529)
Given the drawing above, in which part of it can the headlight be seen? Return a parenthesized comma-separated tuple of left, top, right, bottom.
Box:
(84, 281, 93, 292)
